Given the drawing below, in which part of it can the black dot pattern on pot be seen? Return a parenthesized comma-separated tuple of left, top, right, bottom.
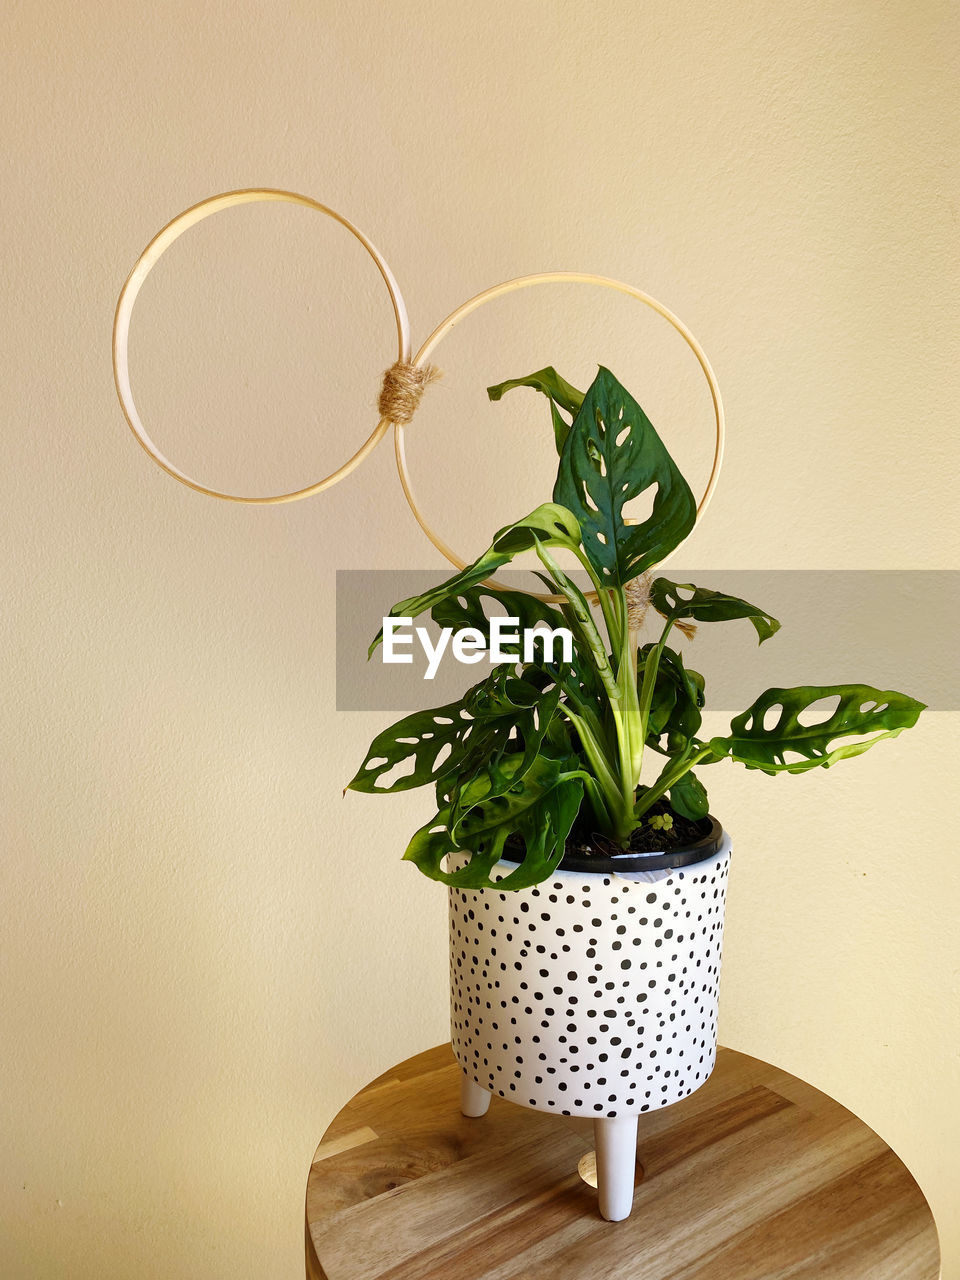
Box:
(449, 842, 731, 1118)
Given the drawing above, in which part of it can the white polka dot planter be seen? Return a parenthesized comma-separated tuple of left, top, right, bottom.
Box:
(448, 819, 731, 1221)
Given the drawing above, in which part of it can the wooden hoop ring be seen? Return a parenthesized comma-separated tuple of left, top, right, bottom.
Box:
(113, 188, 411, 504)
(394, 272, 725, 601)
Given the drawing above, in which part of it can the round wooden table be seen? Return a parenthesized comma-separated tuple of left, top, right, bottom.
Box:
(305, 1044, 940, 1280)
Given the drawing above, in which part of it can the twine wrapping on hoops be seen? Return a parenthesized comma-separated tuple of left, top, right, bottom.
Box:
(378, 361, 442, 426)
(113, 199, 725, 595)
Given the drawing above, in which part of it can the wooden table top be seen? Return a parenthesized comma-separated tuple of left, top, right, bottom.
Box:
(305, 1043, 940, 1280)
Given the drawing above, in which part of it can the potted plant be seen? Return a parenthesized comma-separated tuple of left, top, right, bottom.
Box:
(346, 365, 924, 1221)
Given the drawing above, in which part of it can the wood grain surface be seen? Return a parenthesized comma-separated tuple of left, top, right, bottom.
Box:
(305, 1044, 939, 1280)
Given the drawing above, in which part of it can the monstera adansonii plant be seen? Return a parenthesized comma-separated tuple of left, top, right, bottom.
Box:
(347, 366, 924, 890)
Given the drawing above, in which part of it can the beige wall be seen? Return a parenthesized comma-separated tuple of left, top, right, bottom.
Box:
(2, 1, 957, 1276)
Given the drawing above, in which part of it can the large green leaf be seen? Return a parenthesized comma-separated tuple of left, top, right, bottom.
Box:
(669, 770, 710, 820)
(709, 684, 926, 775)
(431, 583, 565, 647)
(651, 578, 780, 643)
(434, 583, 601, 715)
(490, 502, 582, 555)
(487, 367, 584, 455)
(441, 670, 563, 813)
(554, 367, 696, 585)
(368, 503, 582, 657)
(349, 663, 567, 807)
(644, 755, 710, 821)
(451, 749, 570, 840)
(487, 366, 584, 416)
(495, 774, 584, 890)
(463, 664, 556, 724)
(367, 553, 509, 659)
(404, 753, 584, 889)
(641, 647, 711, 820)
(346, 664, 560, 798)
(641, 643, 705, 742)
(345, 699, 476, 794)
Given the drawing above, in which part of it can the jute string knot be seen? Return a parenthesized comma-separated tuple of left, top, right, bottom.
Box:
(378, 360, 442, 426)
(623, 572, 697, 639)
(625, 572, 653, 631)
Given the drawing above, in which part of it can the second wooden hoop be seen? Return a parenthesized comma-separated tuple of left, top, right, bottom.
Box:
(394, 272, 725, 602)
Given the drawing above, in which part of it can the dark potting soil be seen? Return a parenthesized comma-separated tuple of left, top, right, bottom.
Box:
(505, 799, 712, 863)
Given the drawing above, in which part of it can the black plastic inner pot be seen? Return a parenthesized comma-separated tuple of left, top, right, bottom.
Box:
(500, 815, 725, 875)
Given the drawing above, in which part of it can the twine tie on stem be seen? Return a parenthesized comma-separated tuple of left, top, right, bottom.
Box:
(625, 572, 697, 639)
(378, 360, 442, 425)
(625, 572, 653, 631)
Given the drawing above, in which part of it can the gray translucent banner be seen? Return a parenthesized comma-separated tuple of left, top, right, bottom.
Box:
(336, 570, 957, 713)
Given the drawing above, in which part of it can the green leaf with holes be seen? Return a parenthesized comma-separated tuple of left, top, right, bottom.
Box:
(490, 502, 582, 555)
(641, 643, 705, 743)
(367, 555, 509, 659)
(431, 583, 564, 644)
(669, 769, 710, 820)
(432, 584, 600, 712)
(491, 771, 585, 890)
(344, 699, 479, 794)
(554, 367, 696, 585)
(709, 684, 926, 775)
(487, 367, 584, 454)
(403, 753, 584, 889)
(368, 503, 583, 656)
(651, 578, 780, 643)
(644, 754, 711, 820)
(440, 670, 563, 811)
(347, 665, 562, 798)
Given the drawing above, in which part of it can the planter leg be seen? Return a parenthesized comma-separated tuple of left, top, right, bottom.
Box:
(460, 1075, 491, 1118)
(594, 1115, 639, 1222)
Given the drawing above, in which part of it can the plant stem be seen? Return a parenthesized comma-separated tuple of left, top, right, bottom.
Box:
(633, 743, 716, 818)
(572, 545, 619, 646)
(580, 773, 615, 832)
(536, 545, 620, 703)
(557, 703, 625, 829)
(615, 585, 643, 787)
(634, 615, 676, 787)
